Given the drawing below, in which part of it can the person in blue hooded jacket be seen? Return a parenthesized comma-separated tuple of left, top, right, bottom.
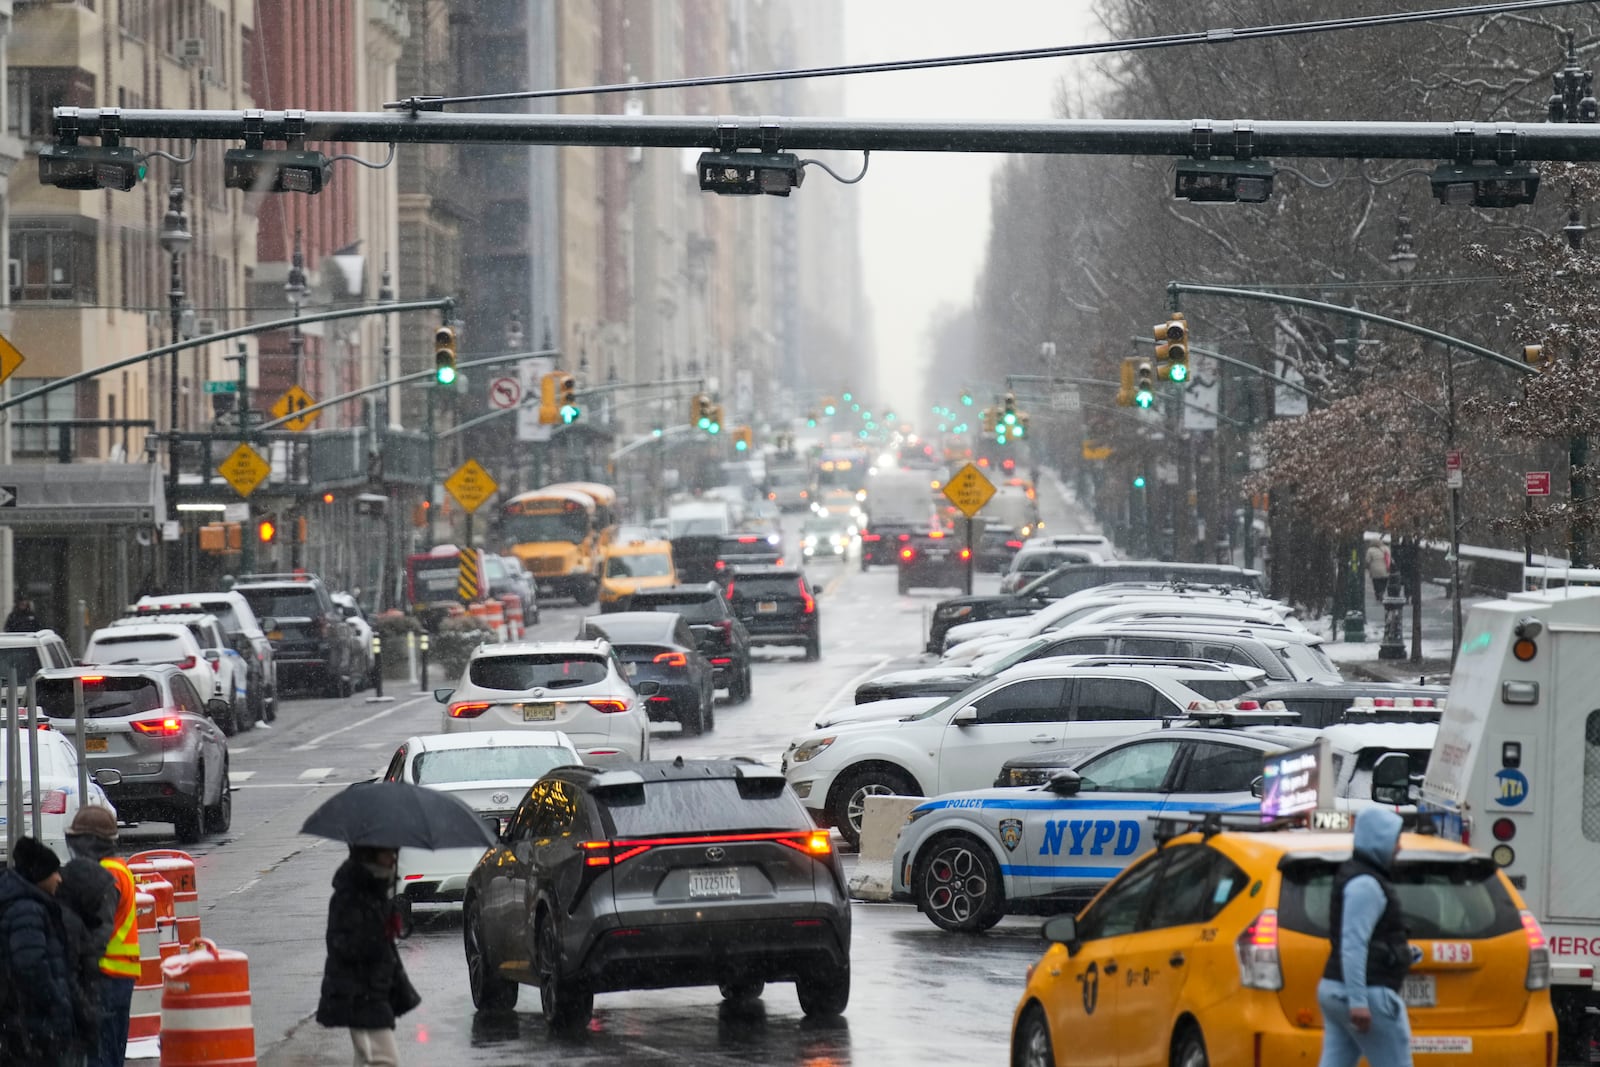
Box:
(1318, 807, 1413, 1067)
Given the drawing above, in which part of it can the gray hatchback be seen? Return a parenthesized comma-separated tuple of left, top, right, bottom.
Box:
(35, 665, 231, 844)
(462, 758, 851, 1029)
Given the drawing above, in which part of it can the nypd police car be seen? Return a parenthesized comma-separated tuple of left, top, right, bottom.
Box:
(890, 714, 1437, 932)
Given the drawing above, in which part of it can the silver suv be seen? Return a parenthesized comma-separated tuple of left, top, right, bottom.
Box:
(35, 664, 231, 844)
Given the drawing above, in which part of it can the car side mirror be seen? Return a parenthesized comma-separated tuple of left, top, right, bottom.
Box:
(1042, 913, 1079, 953)
(1250, 775, 1264, 799)
(636, 680, 661, 697)
(1371, 751, 1412, 806)
(92, 769, 122, 787)
(951, 706, 978, 726)
(433, 687, 455, 705)
(203, 650, 221, 663)
(1046, 770, 1081, 796)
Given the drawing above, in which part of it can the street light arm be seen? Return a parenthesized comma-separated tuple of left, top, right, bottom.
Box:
(1127, 336, 1318, 398)
(0, 298, 456, 416)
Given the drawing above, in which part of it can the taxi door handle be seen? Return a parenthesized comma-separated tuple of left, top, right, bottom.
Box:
(1102, 960, 1118, 975)
(1169, 952, 1185, 967)
(1029, 735, 1057, 744)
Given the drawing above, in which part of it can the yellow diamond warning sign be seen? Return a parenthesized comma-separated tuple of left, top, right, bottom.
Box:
(217, 443, 271, 498)
(942, 462, 996, 518)
(271, 384, 320, 432)
(444, 459, 498, 514)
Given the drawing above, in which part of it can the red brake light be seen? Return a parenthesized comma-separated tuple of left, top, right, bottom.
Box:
(1493, 818, 1516, 841)
(862, 533, 880, 542)
(897, 533, 911, 542)
(174, 656, 196, 671)
(778, 829, 832, 856)
(738, 536, 759, 544)
(80, 675, 104, 684)
(39, 789, 67, 815)
(715, 560, 726, 570)
(718, 619, 734, 636)
(1005, 540, 1023, 549)
(1522, 909, 1548, 952)
(447, 701, 491, 719)
(900, 547, 914, 560)
(652, 652, 688, 668)
(587, 699, 629, 714)
(798, 579, 815, 614)
(928, 530, 944, 539)
(131, 717, 184, 737)
(724, 582, 735, 599)
(581, 830, 832, 867)
(1236, 909, 1284, 990)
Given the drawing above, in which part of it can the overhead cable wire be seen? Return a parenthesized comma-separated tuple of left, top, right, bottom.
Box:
(387, 0, 1590, 110)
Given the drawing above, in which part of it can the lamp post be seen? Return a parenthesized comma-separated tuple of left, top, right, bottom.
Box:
(377, 259, 394, 429)
(285, 230, 308, 389)
(158, 180, 191, 585)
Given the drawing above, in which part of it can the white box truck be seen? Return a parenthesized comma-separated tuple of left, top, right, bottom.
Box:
(1421, 586, 1600, 1055)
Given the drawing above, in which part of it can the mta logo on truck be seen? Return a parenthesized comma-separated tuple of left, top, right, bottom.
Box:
(1494, 768, 1529, 807)
(1039, 819, 1141, 857)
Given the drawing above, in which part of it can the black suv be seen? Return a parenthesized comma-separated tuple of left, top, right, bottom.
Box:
(624, 584, 752, 702)
(897, 530, 967, 594)
(231, 573, 356, 698)
(726, 566, 821, 662)
(462, 759, 852, 1028)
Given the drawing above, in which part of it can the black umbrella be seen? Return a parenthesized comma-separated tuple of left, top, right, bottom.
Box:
(301, 781, 498, 851)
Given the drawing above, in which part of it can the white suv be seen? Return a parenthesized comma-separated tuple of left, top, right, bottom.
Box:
(782, 659, 1265, 846)
(433, 640, 650, 765)
(83, 623, 222, 726)
(110, 612, 251, 734)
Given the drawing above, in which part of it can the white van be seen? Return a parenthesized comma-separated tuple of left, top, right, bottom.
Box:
(1421, 586, 1600, 1051)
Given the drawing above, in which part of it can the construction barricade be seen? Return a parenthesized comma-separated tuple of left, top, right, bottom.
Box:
(130, 849, 201, 946)
(500, 594, 524, 640)
(160, 938, 256, 1067)
(481, 599, 506, 642)
(130, 865, 181, 962)
(129, 890, 163, 1045)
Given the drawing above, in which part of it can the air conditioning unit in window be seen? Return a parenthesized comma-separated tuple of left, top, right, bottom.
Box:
(180, 38, 206, 62)
(200, 66, 218, 86)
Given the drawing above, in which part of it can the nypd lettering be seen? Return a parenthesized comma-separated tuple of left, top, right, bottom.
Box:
(1039, 819, 1140, 857)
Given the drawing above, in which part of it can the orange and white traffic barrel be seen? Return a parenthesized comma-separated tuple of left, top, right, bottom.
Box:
(159, 938, 255, 1067)
(129, 890, 163, 1043)
(500, 594, 523, 640)
(131, 866, 180, 961)
(482, 599, 506, 642)
(130, 849, 201, 946)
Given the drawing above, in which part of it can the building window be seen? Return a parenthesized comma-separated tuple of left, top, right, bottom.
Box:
(7, 67, 96, 143)
(11, 219, 98, 304)
(118, 0, 148, 39)
(10, 378, 76, 459)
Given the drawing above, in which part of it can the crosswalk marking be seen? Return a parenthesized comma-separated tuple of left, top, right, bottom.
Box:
(229, 770, 255, 783)
(298, 767, 334, 780)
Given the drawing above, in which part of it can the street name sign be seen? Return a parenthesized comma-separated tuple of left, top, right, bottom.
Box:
(205, 380, 239, 394)
(217, 443, 271, 498)
(942, 462, 996, 518)
(445, 459, 498, 514)
(271, 384, 321, 432)
(1526, 471, 1551, 497)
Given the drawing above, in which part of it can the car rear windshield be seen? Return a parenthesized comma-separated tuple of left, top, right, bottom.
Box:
(239, 587, 323, 619)
(599, 777, 808, 837)
(729, 576, 802, 600)
(1279, 857, 1521, 940)
(605, 553, 672, 578)
(469, 654, 608, 691)
(1186, 678, 1257, 701)
(0, 646, 43, 682)
(37, 677, 164, 718)
(411, 746, 578, 786)
(589, 618, 672, 644)
(632, 594, 723, 623)
(86, 635, 186, 665)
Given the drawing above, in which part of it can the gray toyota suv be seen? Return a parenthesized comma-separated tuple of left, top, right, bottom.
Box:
(462, 758, 851, 1029)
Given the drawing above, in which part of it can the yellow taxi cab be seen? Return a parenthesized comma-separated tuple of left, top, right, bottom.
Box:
(597, 538, 676, 612)
(1011, 821, 1556, 1067)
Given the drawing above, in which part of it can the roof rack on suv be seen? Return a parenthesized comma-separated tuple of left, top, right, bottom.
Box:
(1168, 700, 1300, 728)
(1056, 656, 1250, 673)
(233, 572, 318, 583)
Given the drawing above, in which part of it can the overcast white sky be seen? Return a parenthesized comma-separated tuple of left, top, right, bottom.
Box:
(841, 2, 1102, 414)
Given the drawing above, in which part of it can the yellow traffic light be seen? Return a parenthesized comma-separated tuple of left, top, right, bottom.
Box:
(1155, 313, 1189, 383)
(257, 516, 277, 543)
(540, 373, 561, 424)
(1134, 360, 1156, 408)
(1523, 344, 1549, 366)
(733, 426, 753, 452)
(556, 374, 580, 423)
(707, 404, 724, 435)
(433, 326, 457, 385)
(1118, 358, 1136, 406)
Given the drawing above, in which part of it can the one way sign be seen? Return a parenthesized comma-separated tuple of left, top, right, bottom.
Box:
(0, 485, 17, 508)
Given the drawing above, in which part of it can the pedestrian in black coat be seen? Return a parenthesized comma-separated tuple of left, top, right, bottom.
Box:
(59, 843, 117, 1051)
(0, 836, 77, 1065)
(316, 846, 420, 1067)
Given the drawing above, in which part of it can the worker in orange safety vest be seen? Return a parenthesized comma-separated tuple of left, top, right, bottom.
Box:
(66, 806, 138, 1067)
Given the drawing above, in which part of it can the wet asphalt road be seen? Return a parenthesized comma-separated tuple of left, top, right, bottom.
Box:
(112, 496, 1066, 1067)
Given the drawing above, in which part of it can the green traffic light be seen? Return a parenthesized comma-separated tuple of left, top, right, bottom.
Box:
(1014, 425, 1025, 437)
(1003, 412, 1016, 426)
(824, 405, 836, 416)
(1135, 390, 1154, 409)
(1169, 363, 1189, 383)
(961, 393, 973, 406)
(734, 439, 748, 451)
(1133, 475, 1147, 488)
(708, 423, 720, 434)
(842, 392, 853, 402)
(435, 365, 457, 386)
(560, 404, 580, 424)
(807, 418, 817, 428)
(851, 403, 860, 412)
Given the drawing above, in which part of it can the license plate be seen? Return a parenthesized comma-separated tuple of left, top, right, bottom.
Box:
(85, 737, 108, 753)
(688, 868, 741, 899)
(267, 631, 283, 641)
(925, 550, 949, 561)
(1402, 974, 1436, 1007)
(520, 703, 558, 722)
(758, 601, 778, 613)
(1411, 1036, 1472, 1053)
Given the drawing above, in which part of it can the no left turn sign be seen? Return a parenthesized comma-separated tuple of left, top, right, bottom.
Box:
(489, 377, 521, 410)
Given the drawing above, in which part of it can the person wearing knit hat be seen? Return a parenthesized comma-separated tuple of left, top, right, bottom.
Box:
(61, 806, 121, 1064)
(0, 836, 76, 1064)
(66, 805, 139, 1067)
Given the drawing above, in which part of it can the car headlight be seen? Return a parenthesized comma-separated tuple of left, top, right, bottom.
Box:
(1007, 767, 1052, 787)
(938, 605, 973, 620)
(790, 736, 835, 763)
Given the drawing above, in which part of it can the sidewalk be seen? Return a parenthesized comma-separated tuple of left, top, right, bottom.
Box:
(1315, 579, 1472, 686)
